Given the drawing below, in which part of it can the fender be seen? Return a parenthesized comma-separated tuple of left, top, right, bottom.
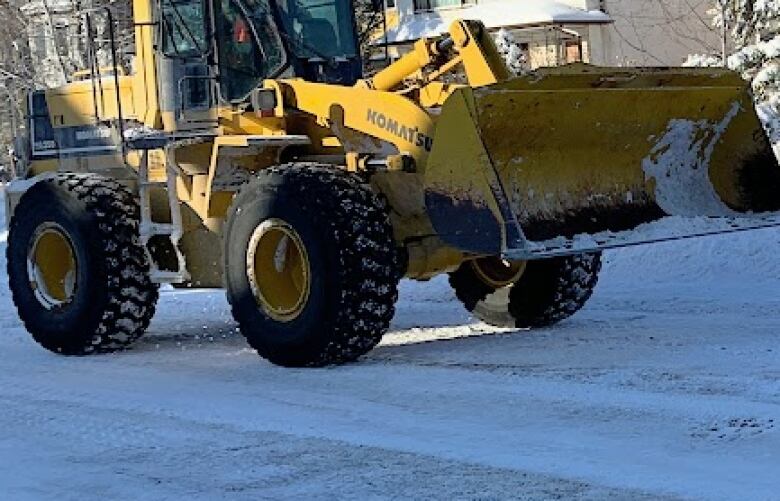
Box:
(4, 172, 61, 228)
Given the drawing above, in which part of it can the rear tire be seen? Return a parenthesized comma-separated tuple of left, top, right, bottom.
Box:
(6, 173, 159, 354)
(449, 254, 601, 328)
(224, 163, 401, 367)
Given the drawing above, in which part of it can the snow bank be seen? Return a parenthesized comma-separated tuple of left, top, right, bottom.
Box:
(601, 226, 780, 289)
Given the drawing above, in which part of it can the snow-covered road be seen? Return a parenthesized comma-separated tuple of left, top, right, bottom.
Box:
(2, 188, 780, 500)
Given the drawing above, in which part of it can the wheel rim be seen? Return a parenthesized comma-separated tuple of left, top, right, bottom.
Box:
(246, 219, 311, 322)
(27, 223, 78, 309)
(470, 256, 527, 288)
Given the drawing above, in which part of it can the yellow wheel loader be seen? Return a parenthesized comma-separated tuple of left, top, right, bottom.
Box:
(5, 0, 780, 366)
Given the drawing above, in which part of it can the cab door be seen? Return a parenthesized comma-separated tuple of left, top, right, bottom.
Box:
(212, 0, 286, 103)
(158, 0, 217, 131)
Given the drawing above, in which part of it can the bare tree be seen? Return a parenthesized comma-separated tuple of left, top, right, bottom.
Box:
(604, 0, 722, 66)
(0, 0, 38, 175)
(353, 0, 386, 72)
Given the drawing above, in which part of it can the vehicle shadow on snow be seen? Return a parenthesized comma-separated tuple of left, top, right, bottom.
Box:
(133, 311, 605, 370)
(131, 280, 480, 353)
(126, 281, 611, 364)
(132, 311, 486, 354)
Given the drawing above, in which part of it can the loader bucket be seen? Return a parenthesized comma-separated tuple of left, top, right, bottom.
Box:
(424, 65, 780, 258)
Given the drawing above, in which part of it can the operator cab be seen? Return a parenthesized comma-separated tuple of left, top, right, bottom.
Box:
(160, 0, 362, 112)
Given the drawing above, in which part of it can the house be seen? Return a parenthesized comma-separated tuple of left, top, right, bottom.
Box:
(20, 0, 80, 87)
(380, 0, 722, 68)
(20, 0, 133, 88)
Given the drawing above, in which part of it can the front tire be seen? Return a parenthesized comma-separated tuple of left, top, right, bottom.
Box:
(6, 173, 159, 354)
(449, 254, 601, 328)
(224, 164, 401, 367)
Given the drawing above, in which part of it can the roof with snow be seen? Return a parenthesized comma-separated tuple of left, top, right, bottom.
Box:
(382, 0, 613, 45)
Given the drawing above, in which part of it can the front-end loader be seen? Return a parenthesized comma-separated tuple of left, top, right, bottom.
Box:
(5, 0, 780, 366)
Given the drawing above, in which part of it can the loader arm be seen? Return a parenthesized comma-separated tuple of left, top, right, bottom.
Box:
(269, 20, 509, 173)
(365, 19, 510, 92)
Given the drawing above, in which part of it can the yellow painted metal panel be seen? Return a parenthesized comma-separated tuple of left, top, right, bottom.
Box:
(132, 0, 161, 128)
(282, 80, 435, 166)
(424, 89, 508, 254)
(46, 77, 135, 126)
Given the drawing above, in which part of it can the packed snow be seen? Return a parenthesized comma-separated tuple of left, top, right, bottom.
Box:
(2, 186, 780, 499)
(642, 103, 741, 217)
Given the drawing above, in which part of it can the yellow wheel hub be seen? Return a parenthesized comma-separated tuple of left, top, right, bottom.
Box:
(27, 223, 78, 309)
(471, 256, 527, 288)
(246, 219, 311, 322)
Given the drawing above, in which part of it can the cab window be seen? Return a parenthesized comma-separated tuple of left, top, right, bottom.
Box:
(162, 0, 207, 57)
(276, 0, 357, 58)
(215, 0, 284, 101)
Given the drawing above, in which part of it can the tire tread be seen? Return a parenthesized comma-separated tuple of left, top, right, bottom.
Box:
(449, 254, 601, 329)
(7, 173, 158, 354)
(227, 163, 401, 366)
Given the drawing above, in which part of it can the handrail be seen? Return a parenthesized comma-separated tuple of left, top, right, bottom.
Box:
(79, 6, 126, 157)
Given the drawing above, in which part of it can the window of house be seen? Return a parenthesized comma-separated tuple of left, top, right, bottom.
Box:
(30, 35, 48, 62)
(386, 0, 395, 8)
(53, 25, 70, 57)
(28, 20, 52, 62)
(414, 0, 474, 11)
(565, 41, 582, 63)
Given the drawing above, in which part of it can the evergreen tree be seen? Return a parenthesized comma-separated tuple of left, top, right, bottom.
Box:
(494, 28, 528, 76)
(719, 1, 778, 144)
(686, 1, 778, 146)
